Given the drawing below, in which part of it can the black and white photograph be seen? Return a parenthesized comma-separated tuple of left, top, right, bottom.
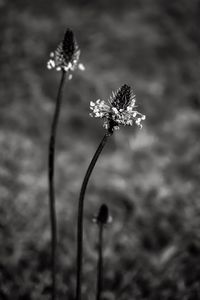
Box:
(1, 0, 200, 299)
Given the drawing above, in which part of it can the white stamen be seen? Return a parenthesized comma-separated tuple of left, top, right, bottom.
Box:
(78, 63, 85, 71)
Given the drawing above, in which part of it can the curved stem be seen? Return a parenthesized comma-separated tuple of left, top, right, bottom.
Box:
(76, 132, 112, 300)
(96, 224, 103, 300)
(48, 70, 66, 300)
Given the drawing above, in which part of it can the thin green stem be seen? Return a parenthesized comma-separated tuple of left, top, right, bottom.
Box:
(48, 70, 66, 300)
(76, 132, 112, 300)
(96, 224, 103, 300)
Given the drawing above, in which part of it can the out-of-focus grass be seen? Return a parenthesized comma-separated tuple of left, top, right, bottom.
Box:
(1, 0, 200, 299)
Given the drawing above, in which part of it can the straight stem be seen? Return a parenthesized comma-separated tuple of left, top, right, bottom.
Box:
(96, 224, 103, 300)
(48, 70, 66, 300)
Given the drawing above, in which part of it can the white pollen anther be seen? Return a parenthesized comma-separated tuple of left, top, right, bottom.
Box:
(78, 63, 85, 71)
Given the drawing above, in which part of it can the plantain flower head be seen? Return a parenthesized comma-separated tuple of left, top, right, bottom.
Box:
(92, 204, 112, 225)
(47, 28, 85, 79)
(90, 84, 146, 131)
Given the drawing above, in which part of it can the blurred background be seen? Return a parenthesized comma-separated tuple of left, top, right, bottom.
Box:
(1, 0, 200, 299)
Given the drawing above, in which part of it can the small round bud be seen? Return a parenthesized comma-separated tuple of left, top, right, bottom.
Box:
(93, 204, 112, 225)
(97, 204, 109, 224)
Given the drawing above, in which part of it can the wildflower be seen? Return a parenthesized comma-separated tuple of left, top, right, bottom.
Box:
(47, 28, 85, 79)
(90, 84, 146, 131)
(93, 204, 112, 225)
(94, 204, 112, 300)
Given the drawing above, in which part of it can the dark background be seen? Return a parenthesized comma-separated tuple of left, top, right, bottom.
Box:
(1, 0, 200, 299)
